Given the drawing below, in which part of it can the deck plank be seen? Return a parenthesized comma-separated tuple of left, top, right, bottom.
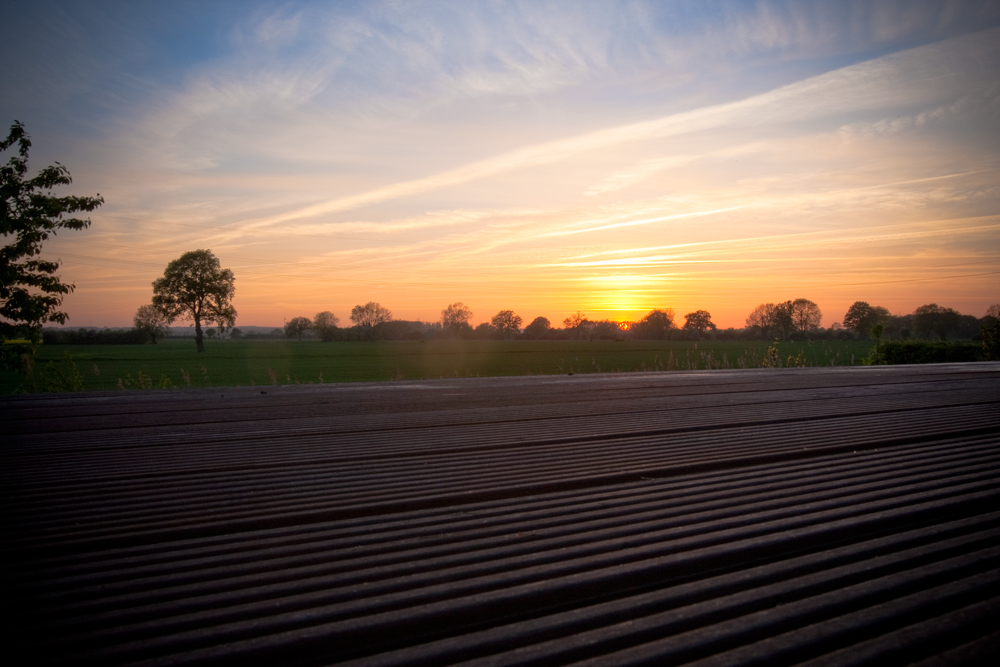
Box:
(4, 363, 999, 665)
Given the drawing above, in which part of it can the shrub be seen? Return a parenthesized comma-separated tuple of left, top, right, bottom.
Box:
(42, 328, 149, 345)
(21, 352, 85, 392)
(881, 341, 983, 365)
(373, 320, 425, 341)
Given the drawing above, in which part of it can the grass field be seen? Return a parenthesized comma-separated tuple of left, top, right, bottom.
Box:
(0, 338, 879, 394)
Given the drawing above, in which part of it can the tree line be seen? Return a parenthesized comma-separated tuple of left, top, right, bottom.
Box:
(743, 298, 998, 342)
(839, 301, 985, 341)
(69, 297, 994, 352)
(264, 299, 998, 345)
(266, 304, 723, 343)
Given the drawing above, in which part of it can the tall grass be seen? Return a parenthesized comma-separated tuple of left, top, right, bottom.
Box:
(0, 339, 877, 394)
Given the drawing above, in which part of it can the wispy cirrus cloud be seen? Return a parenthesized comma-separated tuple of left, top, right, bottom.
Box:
(223, 25, 1000, 231)
(549, 218, 1000, 268)
(6, 1, 1000, 325)
(836, 83, 1000, 138)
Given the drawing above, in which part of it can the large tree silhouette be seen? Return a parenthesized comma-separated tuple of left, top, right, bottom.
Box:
(1, 121, 103, 343)
(285, 316, 313, 341)
(133, 304, 169, 344)
(351, 302, 392, 329)
(441, 302, 473, 337)
(843, 301, 889, 338)
(313, 311, 340, 342)
(633, 309, 675, 339)
(152, 249, 236, 353)
(683, 310, 716, 336)
(491, 310, 523, 338)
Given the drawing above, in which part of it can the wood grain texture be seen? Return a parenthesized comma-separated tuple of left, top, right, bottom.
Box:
(4, 363, 999, 665)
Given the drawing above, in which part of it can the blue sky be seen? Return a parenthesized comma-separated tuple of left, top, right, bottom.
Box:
(3, 0, 999, 327)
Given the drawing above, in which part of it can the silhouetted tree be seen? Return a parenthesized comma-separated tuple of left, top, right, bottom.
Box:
(523, 316, 551, 339)
(473, 322, 496, 339)
(230, 327, 244, 339)
(152, 249, 236, 353)
(313, 311, 340, 342)
(590, 319, 623, 339)
(633, 309, 675, 339)
(561, 311, 591, 339)
(1, 121, 103, 345)
(285, 316, 313, 341)
(133, 304, 169, 344)
(842, 301, 890, 338)
(865, 322, 886, 365)
(880, 313, 910, 340)
(771, 301, 796, 339)
(745, 303, 776, 338)
(842, 301, 873, 336)
(683, 310, 716, 336)
(491, 310, 523, 338)
(351, 302, 392, 329)
(983, 304, 1000, 361)
(744, 302, 799, 339)
(790, 298, 822, 332)
(441, 302, 473, 337)
(913, 303, 962, 340)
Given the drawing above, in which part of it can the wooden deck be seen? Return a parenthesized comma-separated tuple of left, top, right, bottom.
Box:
(4, 363, 1000, 665)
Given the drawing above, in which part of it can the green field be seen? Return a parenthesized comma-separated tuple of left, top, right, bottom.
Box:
(1, 338, 879, 394)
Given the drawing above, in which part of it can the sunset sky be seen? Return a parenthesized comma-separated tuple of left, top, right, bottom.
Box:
(2, 0, 999, 329)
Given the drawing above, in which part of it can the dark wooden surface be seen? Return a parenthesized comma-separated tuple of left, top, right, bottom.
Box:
(3, 363, 1000, 665)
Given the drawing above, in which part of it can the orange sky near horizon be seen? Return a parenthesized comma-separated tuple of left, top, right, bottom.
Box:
(4, 2, 998, 330)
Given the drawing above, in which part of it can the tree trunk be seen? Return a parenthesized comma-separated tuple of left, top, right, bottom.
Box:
(194, 316, 205, 353)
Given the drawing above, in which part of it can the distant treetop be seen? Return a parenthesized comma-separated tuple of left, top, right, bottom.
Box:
(351, 302, 392, 328)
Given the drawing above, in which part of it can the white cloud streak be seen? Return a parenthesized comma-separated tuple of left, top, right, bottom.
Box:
(550, 218, 1000, 267)
(231, 25, 999, 229)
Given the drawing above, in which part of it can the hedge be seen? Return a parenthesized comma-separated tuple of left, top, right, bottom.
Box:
(42, 329, 150, 345)
(881, 340, 984, 365)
